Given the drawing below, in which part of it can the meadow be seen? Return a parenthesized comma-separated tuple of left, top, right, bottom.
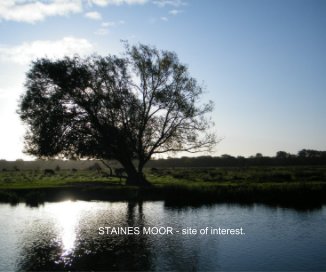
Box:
(0, 165, 325, 208)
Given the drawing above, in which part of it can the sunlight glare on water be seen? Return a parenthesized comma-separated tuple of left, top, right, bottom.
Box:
(44, 200, 128, 262)
(47, 200, 82, 256)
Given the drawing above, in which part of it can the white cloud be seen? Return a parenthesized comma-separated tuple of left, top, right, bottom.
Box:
(0, 0, 82, 23)
(0, 37, 94, 65)
(89, 0, 147, 6)
(95, 20, 125, 35)
(0, 0, 150, 23)
(169, 9, 182, 15)
(85, 11, 102, 20)
(160, 16, 168, 21)
(101, 21, 115, 27)
(101, 20, 125, 27)
(153, 0, 186, 8)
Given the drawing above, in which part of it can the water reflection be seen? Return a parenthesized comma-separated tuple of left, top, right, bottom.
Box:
(17, 200, 153, 271)
(18, 221, 63, 271)
(0, 201, 324, 271)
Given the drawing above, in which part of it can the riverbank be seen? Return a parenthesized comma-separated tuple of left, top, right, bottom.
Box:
(0, 166, 325, 208)
(1, 183, 326, 209)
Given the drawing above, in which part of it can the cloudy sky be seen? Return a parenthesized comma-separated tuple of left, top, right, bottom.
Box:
(0, 0, 325, 160)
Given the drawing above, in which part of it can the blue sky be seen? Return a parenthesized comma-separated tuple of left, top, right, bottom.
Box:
(0, 0, 325, 160)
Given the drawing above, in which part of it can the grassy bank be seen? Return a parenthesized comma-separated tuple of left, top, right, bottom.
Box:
(0, 166, 325, 208)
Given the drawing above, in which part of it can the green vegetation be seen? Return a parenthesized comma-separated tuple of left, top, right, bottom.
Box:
(0, 169, 122, 189)
(0, 166, 325, 207)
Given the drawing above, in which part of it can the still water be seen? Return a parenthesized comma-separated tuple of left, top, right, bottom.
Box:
(0, 201, 325, 271)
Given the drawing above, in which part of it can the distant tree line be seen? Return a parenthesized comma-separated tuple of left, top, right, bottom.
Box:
(1, 149, 325, 170)
(0, 160, 119, 172)
(146, 149, 326, 168)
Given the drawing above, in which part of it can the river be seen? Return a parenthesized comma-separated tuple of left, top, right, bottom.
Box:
(0, 200, 325, 271)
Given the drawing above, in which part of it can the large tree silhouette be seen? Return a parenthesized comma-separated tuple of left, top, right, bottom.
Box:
(19, 43, 216, 185)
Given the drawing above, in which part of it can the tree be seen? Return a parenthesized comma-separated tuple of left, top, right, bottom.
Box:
(276, 151, 289, 159)
(18, 43, 216, 186)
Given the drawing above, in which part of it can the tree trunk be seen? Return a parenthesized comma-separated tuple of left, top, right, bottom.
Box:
(120, 159, 150, 186)
(126, 171, 150, 186)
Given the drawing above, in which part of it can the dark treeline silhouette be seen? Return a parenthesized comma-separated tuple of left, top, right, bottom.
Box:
(1, 149, 325, 171)
(147, 149, 326, 168)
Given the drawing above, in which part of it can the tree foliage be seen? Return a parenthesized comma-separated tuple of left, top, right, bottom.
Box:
(18, 43, 216, 185)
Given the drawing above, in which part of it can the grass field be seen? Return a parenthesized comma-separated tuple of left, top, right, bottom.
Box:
(0, 166, 325, 207)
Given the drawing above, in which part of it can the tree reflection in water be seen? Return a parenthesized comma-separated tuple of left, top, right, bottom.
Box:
(7, 200, 326, 271)
(17, 201, 153, 271)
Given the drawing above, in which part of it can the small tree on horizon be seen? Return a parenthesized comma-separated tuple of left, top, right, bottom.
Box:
(18, 43, 216, 186)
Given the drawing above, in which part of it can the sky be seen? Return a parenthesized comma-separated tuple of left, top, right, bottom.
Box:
(0, 0, 325, 160)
